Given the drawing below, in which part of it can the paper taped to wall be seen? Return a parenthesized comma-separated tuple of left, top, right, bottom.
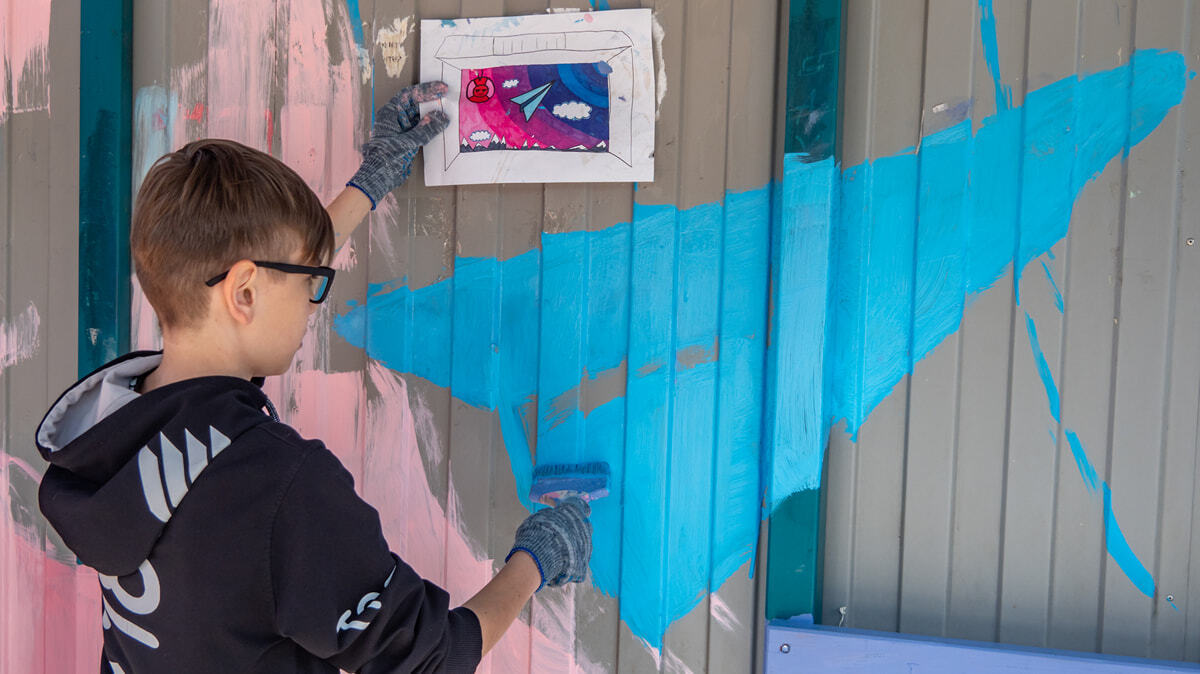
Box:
(420, 10, 655, 185)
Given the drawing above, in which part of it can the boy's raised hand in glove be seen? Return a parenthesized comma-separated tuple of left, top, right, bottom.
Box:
(347, 81, 450, 209)
(506, 497, 593, 591)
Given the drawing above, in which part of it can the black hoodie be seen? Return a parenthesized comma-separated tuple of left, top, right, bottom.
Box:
(36, 351, 482, 673)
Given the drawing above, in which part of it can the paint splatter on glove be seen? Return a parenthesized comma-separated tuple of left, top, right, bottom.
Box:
(506, 496, 593, 591)
(347, 81, 450, 209)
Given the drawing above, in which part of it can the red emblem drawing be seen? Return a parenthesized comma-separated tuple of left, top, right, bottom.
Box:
(466, 75, 494, 103)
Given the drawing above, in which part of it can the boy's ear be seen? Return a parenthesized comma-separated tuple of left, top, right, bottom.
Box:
(220, 259, 260, 326)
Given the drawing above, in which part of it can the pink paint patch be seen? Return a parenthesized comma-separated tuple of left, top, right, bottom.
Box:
(207, 0, 275, 147)
(0, 0, 52, 122)
(0, 302, 40, 371)
(363, 362, 604, 673)
(280, 0, 360, 204)
(1, 455, 103, 674)
(266, 369, 367, 480)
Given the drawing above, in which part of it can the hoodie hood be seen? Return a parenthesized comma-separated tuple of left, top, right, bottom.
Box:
(36, 351, 275, 576)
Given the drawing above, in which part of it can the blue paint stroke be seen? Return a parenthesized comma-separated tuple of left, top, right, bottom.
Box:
(342, 0, 374, 126)
(343, 0, 365, 49)
(765, 156, 837, 502)
(334, 48, 1188, 646)
(1168, 597, 1179, 611)
(1026, 318, 1153, 595)
(133, 86, 178, 187)
(978, 0, 1013, 111)
(335, 189, 769, 648)
(1103, 483, 1156, 597)
(1024, 311, 1061, 422)
(1041, 260, 1065, 312)
(1065, 430, 1100, 494)
(823, 49, 1187, 446)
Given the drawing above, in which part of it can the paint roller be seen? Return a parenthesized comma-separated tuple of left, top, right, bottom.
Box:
(528, 461, 611, 507)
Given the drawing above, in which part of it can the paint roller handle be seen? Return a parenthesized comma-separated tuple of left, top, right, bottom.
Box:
(505, 496, 593, 591)
(346, 81, 450, 209)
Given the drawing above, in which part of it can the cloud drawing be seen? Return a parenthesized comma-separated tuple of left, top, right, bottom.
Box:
(552, 101, 591, 120)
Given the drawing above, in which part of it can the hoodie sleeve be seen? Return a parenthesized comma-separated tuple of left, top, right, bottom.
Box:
(269, 443, 482, 673)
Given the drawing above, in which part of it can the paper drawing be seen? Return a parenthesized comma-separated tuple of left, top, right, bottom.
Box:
(420, 10, 655, 185)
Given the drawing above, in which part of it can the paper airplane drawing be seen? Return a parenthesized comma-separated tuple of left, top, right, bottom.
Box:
(510, 81, 555, 121)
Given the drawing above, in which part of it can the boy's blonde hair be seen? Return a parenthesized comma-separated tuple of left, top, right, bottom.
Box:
(131, 139, 334, 328)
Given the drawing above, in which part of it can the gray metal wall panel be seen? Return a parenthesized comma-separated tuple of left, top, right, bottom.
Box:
(823, 0, 1200, 663)
(129, 0, 780, 671)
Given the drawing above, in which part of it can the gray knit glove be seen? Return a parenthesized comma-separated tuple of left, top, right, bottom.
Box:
(506, 497, 593, 591)
(347, 81, 450, 208)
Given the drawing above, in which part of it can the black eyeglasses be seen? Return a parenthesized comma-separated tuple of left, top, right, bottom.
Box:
(205, 261, 336, 304)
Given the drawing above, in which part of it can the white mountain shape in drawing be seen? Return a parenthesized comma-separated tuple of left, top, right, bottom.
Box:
(569, 144, 588, 150)
(596, 140, 607, 149)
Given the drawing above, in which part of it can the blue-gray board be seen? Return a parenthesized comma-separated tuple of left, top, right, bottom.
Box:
(764, 621, 1200, 673)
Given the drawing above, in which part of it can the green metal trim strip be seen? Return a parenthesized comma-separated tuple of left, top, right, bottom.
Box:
(79, 0, 134, 377)
(764, 0, 842, 623)
(782, 0, 841, 158)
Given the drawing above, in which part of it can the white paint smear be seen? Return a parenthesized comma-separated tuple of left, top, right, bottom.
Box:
(0, 303, 40, 371)
(651, 12, 667, 119)
(376, 16, 415, 78)
(708, 593, 742, 632)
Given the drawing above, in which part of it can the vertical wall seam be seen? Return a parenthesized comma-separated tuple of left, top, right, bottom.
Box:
(659, 0, 689, 656)
(1172, 3, 1198, 658)
(896, 0, 933, 633)
(846, 0, 882, 625)
(1042, 0, 1069, 644)
(703, 0, 738, 651)
(1149, 0, 1190, 651)
(1097, 2, 1141, 651)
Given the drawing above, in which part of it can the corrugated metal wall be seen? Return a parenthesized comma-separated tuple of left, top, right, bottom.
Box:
(822, 0, 1200, 663)
(8, 0, 1200, 671)
(0, 1, 104, 672)
(128, 0, 779, 671)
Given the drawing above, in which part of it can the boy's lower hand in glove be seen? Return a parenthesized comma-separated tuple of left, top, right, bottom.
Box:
(461, 497, 594, 656)
(506, 497, 594, 590)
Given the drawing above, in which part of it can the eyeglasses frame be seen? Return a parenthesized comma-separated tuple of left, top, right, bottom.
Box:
(204, 260, 336, 304)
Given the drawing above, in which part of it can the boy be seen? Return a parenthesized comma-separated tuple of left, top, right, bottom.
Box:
(35, 82, 592, 673)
